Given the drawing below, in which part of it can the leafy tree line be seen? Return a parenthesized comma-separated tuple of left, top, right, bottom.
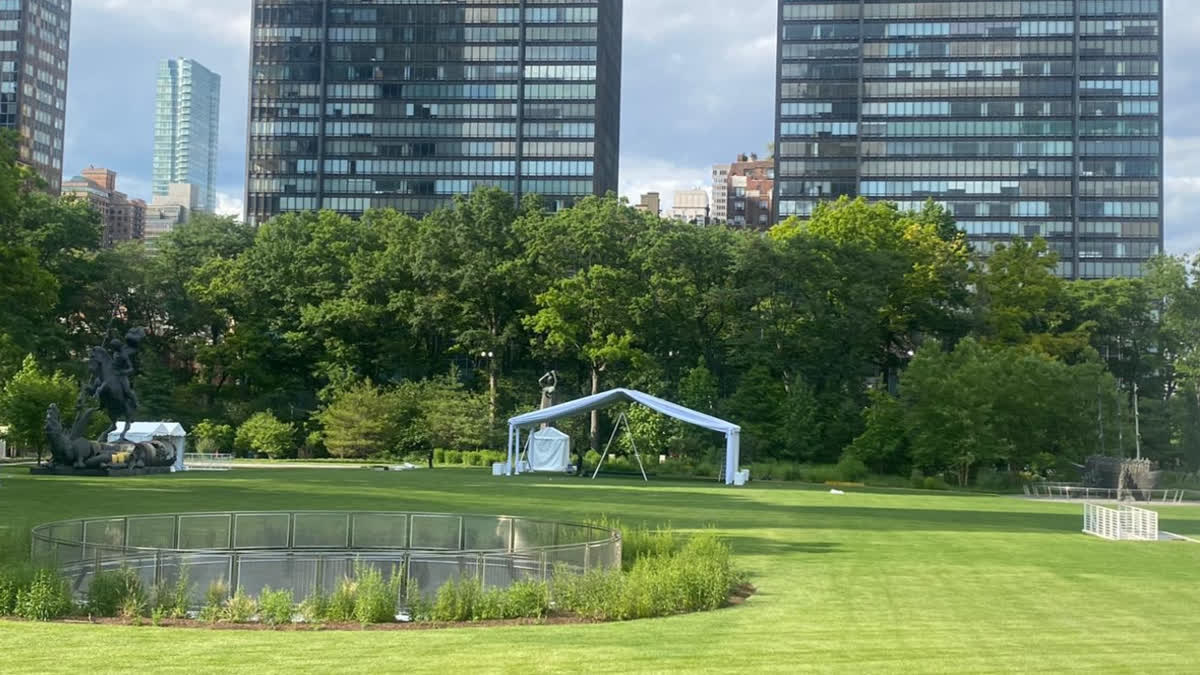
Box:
(1, 137, 1198, 482)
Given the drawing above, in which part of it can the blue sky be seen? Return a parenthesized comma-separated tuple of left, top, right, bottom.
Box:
(64, 0, 1197, 254)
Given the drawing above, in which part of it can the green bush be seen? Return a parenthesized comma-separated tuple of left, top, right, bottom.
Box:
(583, 449, 602, 470)
(353, 563, 401, 624)
(554, 530, 739, 622)
(326, 577, 357, 622)
(298, 590, 328, 623)
(502, 580, 549, 619)
(87, 567, 145, 618)
(0, 567, 34, 616)
(192, 420, 234, 455)
(433, 448, 446, 464)
(835, 455, 869, 482)
(587, 516, 677, 570)
(234, 412, 296, 459)
(910, 469, 926, 489)
(403, 579, 431, 622)
(258, 587, 295, 626)
(15, 568, 73, 621)
(444, 450, 463, 465)
(923, 476, 950, 491)
(221, 588, 257, 623)
(151, 570, 191, 619)
(432, 576, 482, 622)
(199, 579, 229, 623)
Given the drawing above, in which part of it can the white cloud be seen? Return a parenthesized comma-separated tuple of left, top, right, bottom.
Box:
(215, 192, 245, 220)
(619, 155, 713, 211)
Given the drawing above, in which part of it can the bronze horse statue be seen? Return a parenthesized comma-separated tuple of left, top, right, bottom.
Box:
(86, 328, 144, 443)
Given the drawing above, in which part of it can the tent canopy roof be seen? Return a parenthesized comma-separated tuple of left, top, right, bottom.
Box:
(531, 426, 570, 439)
(110, 421, 187, 438)
(508, 388, 739, 435)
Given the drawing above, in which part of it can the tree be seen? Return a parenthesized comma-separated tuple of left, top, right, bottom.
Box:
(234, 412, 296, 459)
(526, 264, 645, 450)
(410, 189, 533, 430)
(974, 237, 1091, 360)
(0, 355, 76, 463)
(191, 420, 235, 455)
(319, 381, 410, 460)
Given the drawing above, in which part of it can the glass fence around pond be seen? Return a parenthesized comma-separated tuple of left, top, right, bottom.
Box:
(31, 511, 622, 608)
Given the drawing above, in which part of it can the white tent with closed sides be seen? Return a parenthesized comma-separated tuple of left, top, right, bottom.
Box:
(109, 422, 187, 472)
(506, 388, 743, 485)
(524, 427, 571, 472)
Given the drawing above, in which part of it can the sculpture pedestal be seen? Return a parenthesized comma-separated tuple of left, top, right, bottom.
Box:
(29, 465, 174, 477)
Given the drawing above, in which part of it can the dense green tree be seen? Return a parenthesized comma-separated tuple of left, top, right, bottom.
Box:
(0, 356, 77, 462)
(234, 412, 296, 459)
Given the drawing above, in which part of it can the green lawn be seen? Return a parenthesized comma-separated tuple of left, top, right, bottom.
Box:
(2, 466, 1199, 673)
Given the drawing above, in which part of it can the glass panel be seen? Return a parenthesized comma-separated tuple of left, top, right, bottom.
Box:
(462, 516, 509, 551)
(293, 513, 349, 548)
(234, 513, 291, 549)
(351, 513, 408, 549)
(410, 515, 459, 550)
(126, 515, 176, 549)
(177, 514, 231, 550)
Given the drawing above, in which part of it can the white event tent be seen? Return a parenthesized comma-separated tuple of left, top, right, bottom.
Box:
(506, 388, 743, 485)
(109, 421, 187, 472)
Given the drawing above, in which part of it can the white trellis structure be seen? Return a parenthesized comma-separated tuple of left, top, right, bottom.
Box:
(1083, 502, 1159, 541)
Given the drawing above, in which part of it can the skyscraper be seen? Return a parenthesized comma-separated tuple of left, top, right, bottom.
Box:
(0, 0, 70, 193)
(776, 1, 1163, 279)
(154, 58, 221, 213)
(246, 1, 622, 225)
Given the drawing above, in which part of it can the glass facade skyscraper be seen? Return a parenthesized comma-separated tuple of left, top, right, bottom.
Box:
(0, 0, 70, 194)
(776, 0, 1163, 279)
(246, 0, 622, 225)
(154, 58, 221, 213)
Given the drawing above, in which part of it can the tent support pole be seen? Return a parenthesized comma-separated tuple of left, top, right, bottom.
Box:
(622, 413, 648, 482)
(591, 414, 625, 480)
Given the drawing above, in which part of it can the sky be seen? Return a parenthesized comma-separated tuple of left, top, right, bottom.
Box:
(63, 0, 1198, 254)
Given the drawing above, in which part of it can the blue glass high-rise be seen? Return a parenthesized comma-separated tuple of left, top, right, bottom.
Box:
(154, 58, 221, 213)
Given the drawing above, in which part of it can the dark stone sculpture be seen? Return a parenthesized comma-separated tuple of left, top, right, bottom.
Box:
(1082, 455, 1162, 499)
(87, 327, 145, 443)
(34, 327, 176, 476)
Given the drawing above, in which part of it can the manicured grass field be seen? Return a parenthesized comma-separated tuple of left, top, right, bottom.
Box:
(2, 465, 1200, 673)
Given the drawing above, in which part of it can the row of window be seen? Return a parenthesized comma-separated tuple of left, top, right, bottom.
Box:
(782, 0, 1158, 20)
(783, 20, 1156, 41)
(784, 38, 1158, 60)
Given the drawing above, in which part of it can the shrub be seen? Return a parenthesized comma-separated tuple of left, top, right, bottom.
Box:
(326, 577, 357, 622)
(0, 567, 34, 616)
(443, 450, 463, 465)
(353, 563, 401, 624)
(15, 569, 73, 621)
(554, 530, 739, 622)
(87, 567, 145, 618)
(199, 579, 228, 623)
(910, 469, 926, 489)
(221, 587, 257, 623)
(432, 576, 482, 622)
(403, 579, 431, 622)
(298, 590, 328, 624)
(258, 587, 295, 627)
(588, 516, 676, 570)
(151, 570, 191, 619)
(583, 449, 602, 470)
(192, 420, 234, 455)
(835, 455, 869, 482)
(502, 580, 549, 619)
(923, 476, 950, 491)
(234, 412, 296, 459)
(433, 448, 446, 465)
